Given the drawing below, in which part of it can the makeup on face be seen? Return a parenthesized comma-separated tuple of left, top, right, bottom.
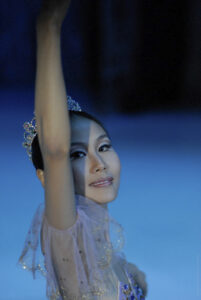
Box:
(89, 176, 114, 187)
(70, 116, 121, 203)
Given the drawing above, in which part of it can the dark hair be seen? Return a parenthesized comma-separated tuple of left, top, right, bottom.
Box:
(31, 111, 110, 171)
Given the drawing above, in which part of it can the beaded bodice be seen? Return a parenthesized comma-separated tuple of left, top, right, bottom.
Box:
(18, 194, 146, 299)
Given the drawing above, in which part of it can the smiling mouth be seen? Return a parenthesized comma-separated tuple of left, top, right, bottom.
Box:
(89, 177, 113, 187)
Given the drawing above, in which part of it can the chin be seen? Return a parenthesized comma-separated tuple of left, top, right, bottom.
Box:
(88, 189, 117, 204)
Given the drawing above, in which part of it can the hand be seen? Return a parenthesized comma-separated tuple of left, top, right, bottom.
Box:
(37, 0, 71, 27)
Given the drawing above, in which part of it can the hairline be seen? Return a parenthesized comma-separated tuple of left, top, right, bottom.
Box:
(69, 112, 111, 140)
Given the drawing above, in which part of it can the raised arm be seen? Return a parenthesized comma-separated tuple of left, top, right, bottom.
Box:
(34, 0, 77, 229)
(35, 0, 71, 154)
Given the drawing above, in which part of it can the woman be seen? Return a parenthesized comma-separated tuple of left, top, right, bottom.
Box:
(18, 0, 148, 299)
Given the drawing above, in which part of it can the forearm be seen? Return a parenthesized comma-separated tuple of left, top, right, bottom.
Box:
(34, 19, 70, 156)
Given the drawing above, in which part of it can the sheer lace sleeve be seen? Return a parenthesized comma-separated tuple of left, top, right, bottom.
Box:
(41, 204, 120, 299)
(18, 195, 147, 300)
(18, 203, 46, 278)
(42, 208, 91, 299)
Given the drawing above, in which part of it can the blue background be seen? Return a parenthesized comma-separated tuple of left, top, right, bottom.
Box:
(0, 0, 201, 299)
(1, 90, 201, 299)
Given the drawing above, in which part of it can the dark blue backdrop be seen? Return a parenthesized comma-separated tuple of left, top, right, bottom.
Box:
(1, 0, 201, 112)
(1, 1, 201, 299)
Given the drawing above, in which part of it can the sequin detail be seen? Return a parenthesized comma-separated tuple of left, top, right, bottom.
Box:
(18, 203, 46, 278)
(119, 273, 145, 300)
(18, 195, 146, 300)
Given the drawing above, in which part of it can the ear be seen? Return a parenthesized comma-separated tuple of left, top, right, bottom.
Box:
(36, 169, 45, 188)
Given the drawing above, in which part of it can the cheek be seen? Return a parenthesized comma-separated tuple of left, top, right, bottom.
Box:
(116, 156, 121, 175)
(71, 160, 86, 186)
(109, 152, 121, 175)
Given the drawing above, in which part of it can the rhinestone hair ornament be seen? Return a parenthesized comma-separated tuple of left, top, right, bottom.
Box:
(23, 96, 82, 161)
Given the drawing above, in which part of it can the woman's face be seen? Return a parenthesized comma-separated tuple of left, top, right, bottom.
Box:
(70, 115, 121, 205)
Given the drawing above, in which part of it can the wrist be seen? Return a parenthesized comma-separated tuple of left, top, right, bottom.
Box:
(36, 14, 62, 35)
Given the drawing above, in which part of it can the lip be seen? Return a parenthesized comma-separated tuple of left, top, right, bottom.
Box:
(89, 176, 113, 187)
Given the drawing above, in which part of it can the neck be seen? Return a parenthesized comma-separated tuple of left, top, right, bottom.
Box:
(76, 194, 109, 210)
(100, 202, 108, 210)
(89, 198, 108, 210)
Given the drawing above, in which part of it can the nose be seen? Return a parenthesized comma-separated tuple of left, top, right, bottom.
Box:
(90, 153, 107, 173)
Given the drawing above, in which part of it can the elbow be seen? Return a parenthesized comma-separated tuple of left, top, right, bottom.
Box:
(38, 126, 70, 158)
(38, 133, 69, 158)
(43, 142, 70, 158)
(35, 114, 71, 157)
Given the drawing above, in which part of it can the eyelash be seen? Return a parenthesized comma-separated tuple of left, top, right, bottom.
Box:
(70, 144, 112, 160)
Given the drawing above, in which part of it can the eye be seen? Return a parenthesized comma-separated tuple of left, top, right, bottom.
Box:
(99, 143, 112, 152)
(70, 151, 85, 160)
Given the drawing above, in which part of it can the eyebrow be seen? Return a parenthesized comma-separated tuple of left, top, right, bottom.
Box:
(71, 134, 109, 147)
